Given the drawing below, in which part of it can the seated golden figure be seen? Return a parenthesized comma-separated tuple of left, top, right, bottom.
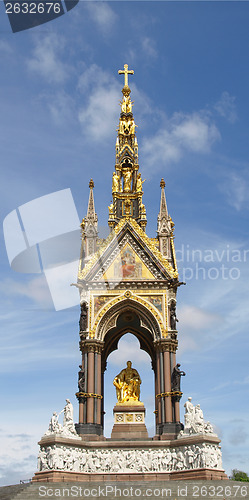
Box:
(113, 361, 141, 403)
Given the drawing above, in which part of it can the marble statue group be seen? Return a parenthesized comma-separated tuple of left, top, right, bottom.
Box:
(44, 399, 80, 439)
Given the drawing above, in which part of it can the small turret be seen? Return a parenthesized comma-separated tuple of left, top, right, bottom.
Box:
(82, 179, 98, 262)
(157, 179, 174, 264)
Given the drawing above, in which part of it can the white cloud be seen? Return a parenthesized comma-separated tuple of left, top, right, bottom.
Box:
(141, 37, 158, 59)
(219, 171, 249, 211)
(172, 112, 219, 152)
(0, 40, 13, 56)
(78, 65, 120, 141)
(177, 305, 222, 354)
(214, 91, 237, 123)
(84, 3, 117, 34)
(47, 91, 75, 126)
(27, 33, 70, 84)
(0, 276, 52, 309)
(141, 111, 220, 171)
(229, 423, 248, 446)
(108, 335, 149, 366)
(179, 304, 220, 330)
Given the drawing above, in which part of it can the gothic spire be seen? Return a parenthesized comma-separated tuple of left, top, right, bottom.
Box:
(82, 179, 98, 261)
(108, 64, 147, 230)
(157, 179, 174, 263)
(86, 179, 97, 222)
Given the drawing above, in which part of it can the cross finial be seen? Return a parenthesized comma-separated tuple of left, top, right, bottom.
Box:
(118, 64, 134, 88)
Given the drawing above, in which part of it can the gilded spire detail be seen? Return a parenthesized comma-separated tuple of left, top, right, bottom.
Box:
(108, 64, 147, 230)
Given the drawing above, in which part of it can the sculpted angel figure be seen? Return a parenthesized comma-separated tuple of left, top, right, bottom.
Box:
(136, 173, 146, 192)
(113, 361, 141, 403)
(112, 172, 120, 193)
(122, 168, 132, 192)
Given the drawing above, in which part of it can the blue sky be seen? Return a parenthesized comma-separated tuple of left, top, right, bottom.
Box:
(0, 0, 249, 486)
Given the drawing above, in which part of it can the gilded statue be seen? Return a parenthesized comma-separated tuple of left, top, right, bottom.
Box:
(122, 168, 132, 192)
(136, 173, 146, 192)
(113, 361, 141, 403)
(121, 98, 133, 114)
(112, 172, 120, 193)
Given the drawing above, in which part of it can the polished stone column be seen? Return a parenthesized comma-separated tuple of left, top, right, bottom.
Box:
(87, 350, 95, 423)
(96, 352, 102, 425)
(163, 350, 173, 423)
(156, 350, 162, 425)
(76, 340, 104, 437)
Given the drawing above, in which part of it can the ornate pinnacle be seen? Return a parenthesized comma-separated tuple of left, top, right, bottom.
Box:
(89, 179, 94, 189)
(160, 178, 166, 189)
(118, 64, 134, 96)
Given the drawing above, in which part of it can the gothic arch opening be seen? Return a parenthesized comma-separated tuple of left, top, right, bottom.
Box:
(104, 332, 154, 437)
(96, 306, 158, 437)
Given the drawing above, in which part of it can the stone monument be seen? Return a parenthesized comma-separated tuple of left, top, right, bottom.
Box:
(32, 64, 227, 482)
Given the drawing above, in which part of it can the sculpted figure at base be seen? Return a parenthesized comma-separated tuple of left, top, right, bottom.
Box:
(63, 399, 77, 435)
(113, 360, 141, 403)
(43, 399, 80, 439)
(179, 398, 216, 437)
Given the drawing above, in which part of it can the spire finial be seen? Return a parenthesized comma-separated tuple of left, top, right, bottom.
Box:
(89, 179, 94, 189)
(160, 178, 166, 189)
(118, 64, 134, 88)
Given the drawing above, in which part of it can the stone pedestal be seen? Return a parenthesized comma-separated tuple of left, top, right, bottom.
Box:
(111, 403, 148, 440)
(32, 433, 227, 482)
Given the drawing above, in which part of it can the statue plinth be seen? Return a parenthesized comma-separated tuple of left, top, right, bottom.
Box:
(111, 402, 149, 440)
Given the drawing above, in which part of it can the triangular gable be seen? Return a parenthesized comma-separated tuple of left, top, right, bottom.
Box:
(78, 218, 178, 282)
(102, 243, 155, 281)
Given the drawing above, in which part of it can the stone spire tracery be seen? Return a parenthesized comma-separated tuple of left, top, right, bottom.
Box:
(157, 179, 175, 265)
(108, 64, 147, 231)
(81, 179, 98, 262)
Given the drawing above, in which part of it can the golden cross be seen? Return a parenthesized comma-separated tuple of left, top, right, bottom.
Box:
(118, 64, 134, 87)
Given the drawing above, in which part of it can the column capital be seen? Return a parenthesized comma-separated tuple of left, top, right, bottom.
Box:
(154, 338, 178, 353)
(80, 339, 104, 354)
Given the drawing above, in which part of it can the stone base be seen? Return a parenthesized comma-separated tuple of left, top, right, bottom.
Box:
(156, 422, 184, 440)
(111, 403, 148, 440)
(111, 423, 149, 440)
(75, 423, 103, 439)
(33, 468, 227, 482)
(33, 433, 227, 482)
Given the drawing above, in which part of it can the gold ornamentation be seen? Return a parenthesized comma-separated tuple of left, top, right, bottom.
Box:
(136, 173, 145, 193)
(122, 168, 132, 192)
(112, 172, 120, 193)
(118, 63, 134, 90)
(156, 391, 182, 398)
(135, 414, 143, 422)
(92, 291, 166, 338)
(78, 218, 178, 281)
(113, 361, 141, 403)
(75, 392, 103, 399)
